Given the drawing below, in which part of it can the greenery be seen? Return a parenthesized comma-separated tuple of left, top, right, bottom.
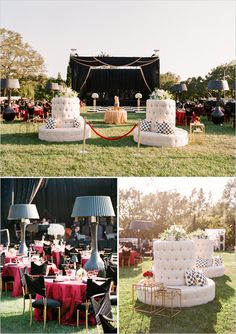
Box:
(119, 252, 236, 334)
(0, 111, 235, 177)
(119, 179, 236, 248)
(159, 225, 188, 241)
(149, 89, 174, 100)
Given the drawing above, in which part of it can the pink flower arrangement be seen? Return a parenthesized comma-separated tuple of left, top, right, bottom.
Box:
(143, 271, 153, 278)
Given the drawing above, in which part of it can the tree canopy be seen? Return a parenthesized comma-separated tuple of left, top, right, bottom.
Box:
(0, 28, 46, 79)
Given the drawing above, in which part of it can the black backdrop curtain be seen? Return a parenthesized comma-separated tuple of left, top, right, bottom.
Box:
(1, 178, 117, 243)
(33, 178, 117, 223)
(1, 178, 46, 242)
(70, 56, 160, 103)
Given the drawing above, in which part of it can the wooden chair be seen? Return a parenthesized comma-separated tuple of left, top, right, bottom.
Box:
(90, 293, 114, 332)
(25, 274, 61, 329)
(99, 314, 117, 334)
(18, 267, 35, 314)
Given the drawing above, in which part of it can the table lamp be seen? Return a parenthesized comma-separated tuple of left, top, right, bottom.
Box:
(71, 196, 115, 275)
(1, 78, 20, 121)
(208, 80, 229, 124)
(8, 204, 39, 254)
(70, 253, 79, 270)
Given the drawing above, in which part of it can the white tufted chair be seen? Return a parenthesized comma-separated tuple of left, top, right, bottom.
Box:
(39, 97, 91, 142)
(193, 238, 224, 278)
(133, 99, 189, 147)
(136, 239, 215, 308)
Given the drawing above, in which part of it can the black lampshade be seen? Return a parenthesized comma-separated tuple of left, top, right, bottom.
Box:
(1, 78, 20, 89)
(129, 220, 154, 231)
(171, 83, 187, 93)
(46, 82, 60, 91)
(208, 80, 229, 91)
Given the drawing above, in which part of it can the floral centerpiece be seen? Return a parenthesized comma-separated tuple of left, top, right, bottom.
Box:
(47, 224, 65, 242)
(57, 87, 78, 98)
(190, 229, 208, 239)
(76, 268, 87, 281)
(149, 88, 173, 100)
(159, 224, 188, 241)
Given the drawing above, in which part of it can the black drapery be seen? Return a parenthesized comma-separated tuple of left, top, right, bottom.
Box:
(1, 178, 117, 243)
(1, 178, 46, 242)
(70, 56, 160, 104)
(33, 178, 117, 223)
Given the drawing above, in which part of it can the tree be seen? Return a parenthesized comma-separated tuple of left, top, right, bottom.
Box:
(160, 72, 180, 91)
(0, 28, 46, 79)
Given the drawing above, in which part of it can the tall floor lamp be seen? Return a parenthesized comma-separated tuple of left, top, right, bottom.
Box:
(8, 204, 39, 254)
(171, 83, 187, 105)
(1, 78, 20, 121)
(208, 80, 229, 124)
(45, 82, 60, 96)
(71, 196, 115, 275)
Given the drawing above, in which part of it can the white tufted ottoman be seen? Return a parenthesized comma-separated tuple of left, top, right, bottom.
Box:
(193, 239, 225, 278)
(136, 240, 215, 308)
(133, 100, 188, 147)
(39, 96, 91, 142)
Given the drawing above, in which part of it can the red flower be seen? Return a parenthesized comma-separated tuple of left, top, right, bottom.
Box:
(143, 271, 153, 278)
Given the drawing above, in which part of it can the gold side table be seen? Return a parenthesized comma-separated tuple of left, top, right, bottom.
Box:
(154, 287, 181, 318)
(189, 122, 205, 142)
(132, 281, 160, 314)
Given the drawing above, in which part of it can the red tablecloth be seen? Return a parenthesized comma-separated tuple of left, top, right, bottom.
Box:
(119, 250, 138, 266)
(176, 109, 186, 125)
(2, 264, 29, 297)
(34, 279, 87, 325)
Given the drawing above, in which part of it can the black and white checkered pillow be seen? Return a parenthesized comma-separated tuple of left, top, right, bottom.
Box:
(156, 121, 175, 134)
(74, 117, 84, 128)
(195, 269, 207, 287)
(214, 256, 223, 266)
(185, 269, 196, 286)
(140, 119, 151, 132)
(196, 257, 209, 268)
(46, 117, 56, 129)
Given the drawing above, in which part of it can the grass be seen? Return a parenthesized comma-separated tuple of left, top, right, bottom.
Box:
(0, 111, 235, 176)
(0, 292, 117, 333)
(119, 252, 236, 334)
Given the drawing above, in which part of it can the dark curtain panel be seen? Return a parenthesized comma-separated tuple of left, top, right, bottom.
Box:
(33, 178, 117, 224)
(1, 178, 46, 243)
(70, 56, 160, 102)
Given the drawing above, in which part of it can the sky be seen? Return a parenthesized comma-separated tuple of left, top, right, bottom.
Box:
(118, 177, 234, 202)
(1, 0, 235, 81)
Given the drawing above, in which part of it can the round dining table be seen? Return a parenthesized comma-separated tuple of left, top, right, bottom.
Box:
(34, 278, 92, 326)
(104, 108, 127, 124)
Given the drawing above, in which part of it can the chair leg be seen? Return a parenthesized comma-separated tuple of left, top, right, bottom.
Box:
(43, 305, 47, 329)
(23, 297, 25, 314)
(58, 307, 60, 325)
(29, 303, 32, 327)
(76, 309, 79, 327)
(86, 308, 89, 334)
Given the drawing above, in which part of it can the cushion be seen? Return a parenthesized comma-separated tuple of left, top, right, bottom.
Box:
(195, 270, 207, 287)
(196, 257, 209, 268)
(140, 120, 151, 132)
(213, 256, 223, 266)
(32, 298, 61, 308)
(185, 269, 196, 286)
(46, 117, 56, 129)
(156, 121, 175, 135)
(74, 117, 84, 128)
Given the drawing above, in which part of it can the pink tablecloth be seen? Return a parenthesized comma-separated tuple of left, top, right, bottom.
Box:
(34, 279, 88, 325)
(119, 250, 138, 266)
(176, 109, 186, 125)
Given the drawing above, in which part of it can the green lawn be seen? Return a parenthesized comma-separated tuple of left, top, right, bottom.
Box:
(0, 292, 117, 333)
(0, 111, 235, 176)
(119, 252, 236, 334)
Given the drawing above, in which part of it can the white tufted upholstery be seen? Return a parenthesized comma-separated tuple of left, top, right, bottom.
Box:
(133, 99, 188, 147)
(39, 97, 91, 142)
(136, 278, 215, 308)
(193, 239, 224, 278)
(153, 240, 195, 286)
